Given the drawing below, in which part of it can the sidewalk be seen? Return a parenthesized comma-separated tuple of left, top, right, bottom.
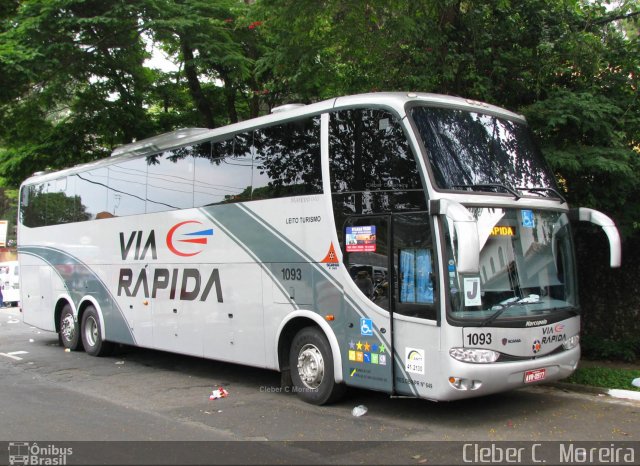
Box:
(551, 358, 640, 402)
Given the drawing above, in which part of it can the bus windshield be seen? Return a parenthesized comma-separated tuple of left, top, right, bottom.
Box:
(410, 106, 558, 193)
(446, 208, 578, 324)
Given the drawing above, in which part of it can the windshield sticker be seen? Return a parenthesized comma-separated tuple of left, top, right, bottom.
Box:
(521, 210, 535, 228)
(463, 277, 482, 306)
(346, 226, 376, 252)
(405, 347, 425, 375)
(490, 225, 515, 236)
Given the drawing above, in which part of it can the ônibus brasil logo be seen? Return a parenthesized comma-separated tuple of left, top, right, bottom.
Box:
(166, 220, 214, 257)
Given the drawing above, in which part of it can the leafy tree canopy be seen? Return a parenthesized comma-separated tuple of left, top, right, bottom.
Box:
(0, 0, 638, 236)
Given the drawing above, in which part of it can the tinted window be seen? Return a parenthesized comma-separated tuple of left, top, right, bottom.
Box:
(20, 177, 93, 227)
(410, 106, 558, 192)
(395, 213, 436, 319)
(147, 147, 197, 213)
(329, 109, 422, 193)
(106, 159, 147, 216)
(194, 137, 253, 207)
(21, 117, 324, 227)
(329, 108, 427, 225)
(252, 117, 322, 200)
(342, 212, 437, 320)
(20, 184, 41, 227)
(75, 168, 109, 220)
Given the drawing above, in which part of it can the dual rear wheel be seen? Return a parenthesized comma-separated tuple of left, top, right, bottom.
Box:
(59, 306, 343, 404)
(58, 303, 113, 356)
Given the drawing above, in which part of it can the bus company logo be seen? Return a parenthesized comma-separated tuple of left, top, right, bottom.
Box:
(532, 339, 542, 354)
(541, 323, 567, 345)
(166, 221, 214, 257)
(118, 224, 224, 303)
(502, 337, 522, 346)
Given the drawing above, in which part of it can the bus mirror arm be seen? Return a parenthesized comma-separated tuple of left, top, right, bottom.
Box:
(429, 200, 480, 274)
(570, 207, 622, 268)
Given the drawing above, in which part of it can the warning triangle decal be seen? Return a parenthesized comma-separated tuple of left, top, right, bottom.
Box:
(321, 243, 340, 264)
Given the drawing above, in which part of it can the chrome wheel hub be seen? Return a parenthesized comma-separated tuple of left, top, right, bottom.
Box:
(85, 316, 98, 347)
(61, 314, 75, 342)
(297, 344, 324, 389)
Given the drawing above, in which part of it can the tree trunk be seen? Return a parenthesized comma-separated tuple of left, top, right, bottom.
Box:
(180, 38, 215, 128)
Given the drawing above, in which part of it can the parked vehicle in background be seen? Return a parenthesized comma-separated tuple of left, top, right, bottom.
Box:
(0, 260, 20, 307)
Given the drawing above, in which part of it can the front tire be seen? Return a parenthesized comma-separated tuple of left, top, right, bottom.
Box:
(80, 306, 113, 356)
(59, 304, 81, 350)
(289, 326, 345, 405)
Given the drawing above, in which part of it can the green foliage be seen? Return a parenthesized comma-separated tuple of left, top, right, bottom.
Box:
(0, 0, 156, 186)
(523, 91, 640, 235)
(565, 366, 640, 391)
(580, 335, 640, 363)
(1, 0, 638, 198)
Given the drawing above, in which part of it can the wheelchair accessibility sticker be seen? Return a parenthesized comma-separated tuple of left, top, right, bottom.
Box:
(360, 318, 374, 336)
(521, 209, 535, 228)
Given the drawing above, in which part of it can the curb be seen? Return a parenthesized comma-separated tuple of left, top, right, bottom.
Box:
(550, 382, 640, 401)
(608, 388, 640, 401)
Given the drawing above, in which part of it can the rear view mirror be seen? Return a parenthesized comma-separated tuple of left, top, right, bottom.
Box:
(429, 199, 479, 274)
(570, 207, 622, 268)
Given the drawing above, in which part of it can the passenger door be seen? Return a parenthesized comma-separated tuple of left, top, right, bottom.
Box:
(342, 212, 438, 394)
(342, 215, 394, 392)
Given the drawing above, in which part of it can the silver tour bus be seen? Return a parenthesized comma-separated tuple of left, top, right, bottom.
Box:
(18, 93, 621, 404)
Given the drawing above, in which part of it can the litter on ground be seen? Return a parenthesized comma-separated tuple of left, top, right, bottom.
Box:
(209, 387, 229, 400)
(352, 405, 368, 417)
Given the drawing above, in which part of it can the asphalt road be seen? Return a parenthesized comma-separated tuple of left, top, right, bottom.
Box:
(1, 306, 639, 465)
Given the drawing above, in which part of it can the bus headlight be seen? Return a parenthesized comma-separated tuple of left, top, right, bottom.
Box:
(562, 335, 580, 350)
(449, 347, 500, 363)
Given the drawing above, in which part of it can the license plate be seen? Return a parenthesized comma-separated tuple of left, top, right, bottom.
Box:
(524, 368, 546, 383)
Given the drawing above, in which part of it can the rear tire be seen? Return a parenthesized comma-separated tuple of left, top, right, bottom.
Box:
(289, 326, 345, 405)
(80, 305, 113, 356)
(59, 304, 82, 350)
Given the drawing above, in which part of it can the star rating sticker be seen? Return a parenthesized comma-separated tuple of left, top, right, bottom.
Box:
(371, 343, 379, 352)
(378, 343, 386, 353)
(363, 342, 371, 352)
(356, 341, 363, 350)
(348, 340, 355, 350)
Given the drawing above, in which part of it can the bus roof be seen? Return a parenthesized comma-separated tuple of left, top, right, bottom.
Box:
(20, 92, 525, 187)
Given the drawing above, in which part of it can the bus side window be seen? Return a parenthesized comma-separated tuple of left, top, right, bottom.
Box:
(107, 159, 146, 217)
(252, 116, 322, 200)
(394, 213, 437, 320)
(194, 137, 252, 206)
(146, 148, 196, 213)
(399, 248, 434, 305)
(75, 168, 109, 221)
(20, 184, 41, 227)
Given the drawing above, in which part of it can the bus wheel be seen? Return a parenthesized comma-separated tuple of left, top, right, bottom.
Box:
(59, 304, 81, 350)
(80, 306, 113, 357)
(289, 327, 345, 405)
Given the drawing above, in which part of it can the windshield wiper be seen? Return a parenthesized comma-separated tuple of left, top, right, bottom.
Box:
(479, 300, 576, 327)
(518, 187, 567, 203)
(453, 184, 521, 200)
(479, 300, 529, 327)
